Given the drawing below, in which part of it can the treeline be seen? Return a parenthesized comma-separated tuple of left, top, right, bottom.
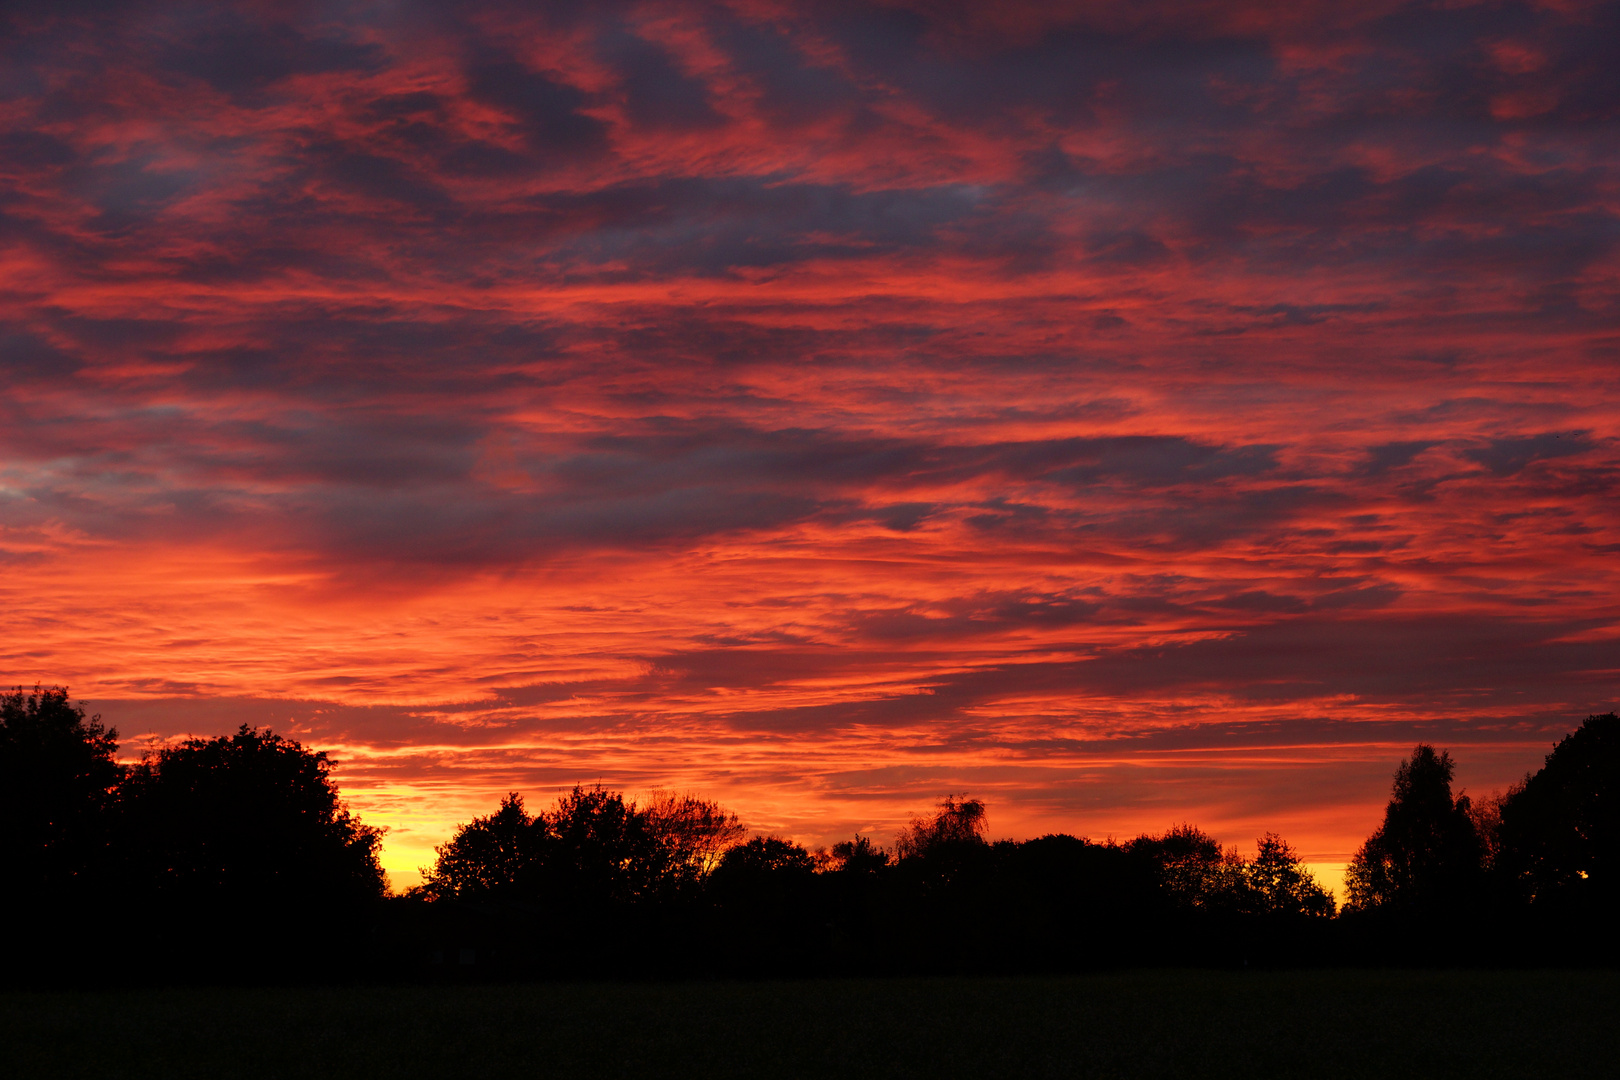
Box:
(2, 685, 1616, 983)
(397, 791, 1336, 977)
(1, 687, 384, 981)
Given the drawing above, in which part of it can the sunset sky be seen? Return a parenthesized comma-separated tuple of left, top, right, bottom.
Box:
(3, 0, 1617, 893)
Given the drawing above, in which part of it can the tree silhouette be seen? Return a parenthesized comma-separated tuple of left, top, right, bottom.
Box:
(710, 835, 816, 910)
(708, 836, 819, 970)
(1465, 788, 1509, 876)
(414, 792, 537, 902)
(1248, 833, 1335, 917)
(0, 686, 122, 908)
(120, 725, 386, 914)
(713, 835, 816, 878)
(417, 785, 741, 910)
(534, 785, 674, 907)
(894, 796, 987, 860)
(829, 834, 890, 872)
(1346, 744, 1483, 912)
(1496, 712, 1619, 909)
(643, 791, 745, 880)
(1127, 824, 1251, 913)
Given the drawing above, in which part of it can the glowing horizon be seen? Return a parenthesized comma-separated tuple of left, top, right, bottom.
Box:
(4, 1, 1616, 894)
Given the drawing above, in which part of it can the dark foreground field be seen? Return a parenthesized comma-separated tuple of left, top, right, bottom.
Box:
(4, 970, 1616, 1079)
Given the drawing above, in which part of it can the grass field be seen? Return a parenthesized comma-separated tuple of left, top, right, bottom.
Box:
(4, 970, 1616, 1079)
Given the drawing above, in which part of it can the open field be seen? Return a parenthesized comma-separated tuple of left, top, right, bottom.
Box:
(4, 970, 1617, 1079)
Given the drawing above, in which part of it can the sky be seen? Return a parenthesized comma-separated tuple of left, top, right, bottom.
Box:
(3, 0, 1617, 893)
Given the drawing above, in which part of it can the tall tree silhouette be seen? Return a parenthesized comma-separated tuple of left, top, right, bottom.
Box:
(120, 726, 385, 917)
(1346, 744, 1483, 912)
(1497, 712, 1619, 910)
(0, 686, 122, 909)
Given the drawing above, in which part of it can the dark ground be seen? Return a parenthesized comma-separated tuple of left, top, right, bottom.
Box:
(4, 969, 1616, 1079)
